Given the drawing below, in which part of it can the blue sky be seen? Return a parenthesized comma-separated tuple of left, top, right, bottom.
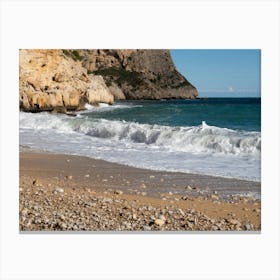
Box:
(170, 50, 261, 97)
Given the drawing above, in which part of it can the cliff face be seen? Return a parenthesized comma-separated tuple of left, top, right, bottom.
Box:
(79, 49, 198, 100)
(19, 49, 198, 112)
(19, 49, 114, 112)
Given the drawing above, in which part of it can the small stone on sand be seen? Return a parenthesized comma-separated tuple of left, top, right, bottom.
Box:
(54, 187, 64, 193)
(114, 190, 123, 195)
(154, 219, 165, 226)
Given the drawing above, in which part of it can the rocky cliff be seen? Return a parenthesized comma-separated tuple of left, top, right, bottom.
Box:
(19, 49, 198, 112)
(79, 49, 198, 100)
(19, 49, 114, 112)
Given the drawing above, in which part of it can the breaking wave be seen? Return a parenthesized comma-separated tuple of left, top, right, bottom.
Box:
(81, 102, 143, 113)
(20, 112, 261, 156)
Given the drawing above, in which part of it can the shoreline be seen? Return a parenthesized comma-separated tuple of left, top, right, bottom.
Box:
(19, 145, 261, 186)
(19, 151, 261, 231)
(19, 103, 261, 184)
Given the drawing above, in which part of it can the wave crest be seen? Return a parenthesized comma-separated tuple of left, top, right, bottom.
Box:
(20, 112, 261, 156)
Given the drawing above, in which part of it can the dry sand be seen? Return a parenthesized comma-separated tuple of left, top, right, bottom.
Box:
(19, 152, 261, 231)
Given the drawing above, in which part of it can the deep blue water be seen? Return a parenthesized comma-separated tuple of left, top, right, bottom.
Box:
(83, 98, 261, 132)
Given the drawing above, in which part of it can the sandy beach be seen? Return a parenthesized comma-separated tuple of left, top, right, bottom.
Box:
(19, 151, 261, 231)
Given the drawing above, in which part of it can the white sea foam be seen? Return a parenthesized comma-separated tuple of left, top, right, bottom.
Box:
(81, 102, 142, 113)
(20, 112, 261, 156)
(19, 112, 261, 181)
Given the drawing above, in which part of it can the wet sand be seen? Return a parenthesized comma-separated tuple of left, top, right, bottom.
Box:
(19, 152, 261, 231)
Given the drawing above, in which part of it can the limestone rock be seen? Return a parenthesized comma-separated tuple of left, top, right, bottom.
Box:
(19, 49, 198, 113)
(19, 49, 114, 112)
(108, 82, 126, 100)
(78, 49, 198, 100)
(86, 75, 114, 105)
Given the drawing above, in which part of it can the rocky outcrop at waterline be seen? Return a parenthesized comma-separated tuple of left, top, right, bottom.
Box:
(19, 49, 114, 112)
(19, 49, 198, 112)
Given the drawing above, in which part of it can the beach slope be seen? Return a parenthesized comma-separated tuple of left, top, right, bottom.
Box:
(19, 152, 261, 231)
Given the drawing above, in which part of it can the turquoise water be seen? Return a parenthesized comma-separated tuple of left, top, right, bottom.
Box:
(20, 98, 261, 181)
(83, 98, 261, 131)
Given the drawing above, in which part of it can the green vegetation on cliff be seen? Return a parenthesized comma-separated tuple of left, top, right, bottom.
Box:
(88, 67, 144, 88)
(62, 49, 83, 61)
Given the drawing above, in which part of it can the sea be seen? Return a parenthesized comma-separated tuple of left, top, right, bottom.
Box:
(19, 98, 261, 182)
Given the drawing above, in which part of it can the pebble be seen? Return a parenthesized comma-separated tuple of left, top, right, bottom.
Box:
(21, 208, 29, 215)
(34, 180, 43, 187)
(84, 202, 96, 207)
(211, 225, 219, 230)
(55, 187, 64, 193)
(178, 209, 184, 215)
(66, 175, 73, 180)
(186, 185, 192, 190)
(211, 194, 219, 200)
(228, 219, 241, 226)
(143, 226, 151, 231)
(19, 176, 261, 232)
(85, 174, 90, 178)
(159, 215, 166, 221)
(53, 188, 64, 194)
(244, 224, 251, 230)
(60, 222, 67, 229)
(154, 219, 165, 226)
(149, 175, 155, 179)
(114, 190, 123, 195)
